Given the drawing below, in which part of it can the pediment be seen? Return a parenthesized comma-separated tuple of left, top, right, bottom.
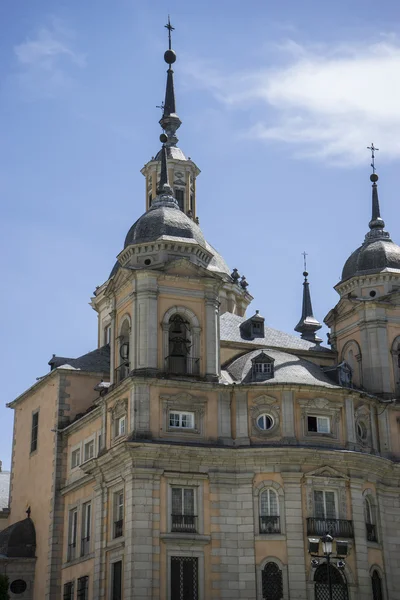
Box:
(163, 258, 205, 277)
(305, 465, 348, 480)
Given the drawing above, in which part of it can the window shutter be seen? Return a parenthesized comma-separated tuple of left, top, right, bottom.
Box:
(314, 490, 325, 518)
(325, 491, 336, 519)
(172, 488, 182, 514)
(184, 489, 194, 515)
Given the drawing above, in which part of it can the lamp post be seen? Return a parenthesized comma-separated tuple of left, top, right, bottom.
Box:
(308, 533, 348, 600)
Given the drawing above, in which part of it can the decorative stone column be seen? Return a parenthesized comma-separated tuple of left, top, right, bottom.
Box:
(281, 472, 308, 599)
(209, 472, 257, 600)
(349, 480, 372, 599)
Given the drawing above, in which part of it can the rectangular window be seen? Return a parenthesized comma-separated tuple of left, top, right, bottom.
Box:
(104, 324, 111, 345)
(30, 411, 39, 453)
(115, 415, 126, 437)
(175, 188, 184, 211)
(77, 576, 89, 600)
(171, 487, 196, 532)
(112, 560, 123, 600)
(255, 363, 272, 373)
(169, 411, 194, 429)
(97, 432, 103, 453)
(81, 502, 91, 556)
(113, 491, 124, 538)
(84, 440, 95, 462)
(68, 508, 78, 561)
(71, 447, 81, 469)
(171, 557, 198, 600)
(63, 582, 74, 600)
(307, 415, 330, 434)
(314, 490, 336, 519)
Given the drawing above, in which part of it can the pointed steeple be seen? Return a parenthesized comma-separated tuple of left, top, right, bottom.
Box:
(364, 144, 391, 244)
(159, 17, 182, 147)
(294, 261, 322, 343)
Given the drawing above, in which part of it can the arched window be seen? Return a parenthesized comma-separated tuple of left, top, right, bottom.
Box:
(371, 569, 383, 600)
(166, 314, 199, 375)
(341, 340, 362, 387)
(364, 496, 378, 542)
(260, 489, 280, 534)
(314, 564, 348, 600)
(262, 562, 283, 600)
(116, 318, 130, 383)
(391, 336, 400, 396)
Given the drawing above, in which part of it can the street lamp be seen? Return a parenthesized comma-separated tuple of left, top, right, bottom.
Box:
(308, 533, 348, 600)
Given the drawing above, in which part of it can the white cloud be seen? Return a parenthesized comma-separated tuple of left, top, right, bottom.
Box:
(185, 38, 400, 166)
(13, 18, 85, 99)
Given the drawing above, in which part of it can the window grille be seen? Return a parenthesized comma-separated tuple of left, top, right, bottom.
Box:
(262, 562, 283, 600)
(63, 582, 74, 600)
(112, 561, 123, 600)
(171, 556, 198, 600)
(371, 570, 383, 600)
(314, 564, 348, 600)
(77, 576, 89, 600)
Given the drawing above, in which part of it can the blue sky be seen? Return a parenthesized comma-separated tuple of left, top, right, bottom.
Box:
(1, 0, 400, 469)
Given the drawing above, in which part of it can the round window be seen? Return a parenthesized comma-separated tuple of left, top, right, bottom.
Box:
(369, 290, 377, 298)
(10, 580, 27, 594)
(357, 421, 367, 441)
(144, 258, 151, 266)
(257, 414, 274, 430)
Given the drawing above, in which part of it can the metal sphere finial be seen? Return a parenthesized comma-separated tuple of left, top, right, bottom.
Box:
(164, 49, 176, 65)
(370, 173, 379, 183)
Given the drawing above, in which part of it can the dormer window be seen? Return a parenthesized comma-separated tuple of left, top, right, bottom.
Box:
(240, 310, 265, 340)
(252, 352, 275, 381)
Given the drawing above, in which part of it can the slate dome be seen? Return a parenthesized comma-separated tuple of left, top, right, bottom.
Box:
(124, 205, 206, 248)
(341, 239, 400, 282)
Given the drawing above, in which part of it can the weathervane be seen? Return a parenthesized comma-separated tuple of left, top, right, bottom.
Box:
(302, 251, 308, 273)
(367, 143, 379, 174)
(165, 16, 175, 50)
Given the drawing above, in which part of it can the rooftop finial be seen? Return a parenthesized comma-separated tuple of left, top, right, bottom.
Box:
(365, 143, 390, 237)
(367, 142, 379, 175)
(159, 17, 181, 146)
(294, 256, 322, 344)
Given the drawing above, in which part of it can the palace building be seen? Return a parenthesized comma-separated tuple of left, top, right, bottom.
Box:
(2, 20, 400, 600)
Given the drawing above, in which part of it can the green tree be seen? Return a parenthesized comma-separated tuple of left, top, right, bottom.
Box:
(0, 574, 9, 600)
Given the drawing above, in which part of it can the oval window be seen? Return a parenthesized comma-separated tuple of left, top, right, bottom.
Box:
(357, 421, 367, 441)
(257, 414, 274, 430)
(10, 580, 27, 594)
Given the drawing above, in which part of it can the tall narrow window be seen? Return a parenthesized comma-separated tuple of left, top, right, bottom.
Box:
(113, 491, 124, 538)
(77, 576, 89, 600)
(371, 570, 383, 600)
(171, 487, 196, 533)
(63, 582, 74, 600)
(112, 560, 122, 600)
(30, 411, 39, 453)
(365, 497, 377, 542)
(81, 502, 91, 556)
(167, 314, 198, 375)
(171, 557, 198, 600)
(116, 319, 130, 384)
(314, 490, 336, 519)
(262, 562, 283, 600)
(260, 489, 280, 534)
(175, 188, 184, 211)
(84, 439, 95, 462)
(68, 508, 78, 561)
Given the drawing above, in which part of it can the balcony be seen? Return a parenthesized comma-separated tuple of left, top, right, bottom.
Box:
(366, 523, 378, 542)
(115, 363, 130, 385)
(114, 519, 124, 538)
(171, 514, 198, 533)
(306, 518, 354, 538)
(67, 542, 76, 562)
(80, 537, 90, 556)
(259, 515, 280, 534)
(165, 356, 200, 376)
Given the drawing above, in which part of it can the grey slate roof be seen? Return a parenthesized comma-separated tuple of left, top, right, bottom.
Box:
(342, 239, 400, 281)
(225, 348, 340, 388)
(0, 518, 36, 558)
(48, 344, 110, 373)
(155, 146, 187, 161)
(0, 471, 10, 511)
(220, 312, 332, 353)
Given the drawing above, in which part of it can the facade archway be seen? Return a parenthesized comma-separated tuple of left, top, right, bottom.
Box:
(162, 306, 201, 375)
(341, 340, 362, 387)
(314, 563, 348, 600)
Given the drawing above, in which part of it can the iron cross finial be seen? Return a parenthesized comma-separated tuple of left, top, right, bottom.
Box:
(165, 16, 175, 50)
(367, 143, 379, 174)
(156, 101, 165, 113)
(302, 251, 308, 272)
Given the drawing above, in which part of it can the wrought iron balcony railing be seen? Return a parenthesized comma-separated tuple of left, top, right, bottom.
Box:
(115, 363, 130, 385)
(67, 542, 76, 562)
(171, 514, 198, 533)
(366, 523, 378, 542)
(306, 518, 354, 538)
(80, 537, 90, 556)
(165, 356, 200, 376)
(114, 519, 124, 538)
(259, 515, 281, 534)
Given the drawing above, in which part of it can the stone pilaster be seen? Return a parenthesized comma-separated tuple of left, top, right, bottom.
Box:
(349, 480, 372, 599)
(135, 274, 158, 371)
(92, 479, 107, 599)
(217, 390, 232, 444)
(209, 472, 256, 600)
(131, 383, 151, 437)
(377, 408, 391, 455)
(370, 404, 378, 452)
(345, 397, 356, 449)
(377, 485, 400, 600)
(129, 288, 137, 371)
(281, 391, 295, 441)
(281, 472, 307, 600)
(124, 468, 161, 599)
(235, 390, 250, 446)
(109, 307, 116, 384)
(205, 285, 220, 380)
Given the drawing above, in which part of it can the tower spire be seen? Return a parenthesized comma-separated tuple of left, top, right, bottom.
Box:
(150, 134, 178, 211)
(159, 17, 182, 146)
(364, 144, 391, 244)
(294, 257, 322, 344)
